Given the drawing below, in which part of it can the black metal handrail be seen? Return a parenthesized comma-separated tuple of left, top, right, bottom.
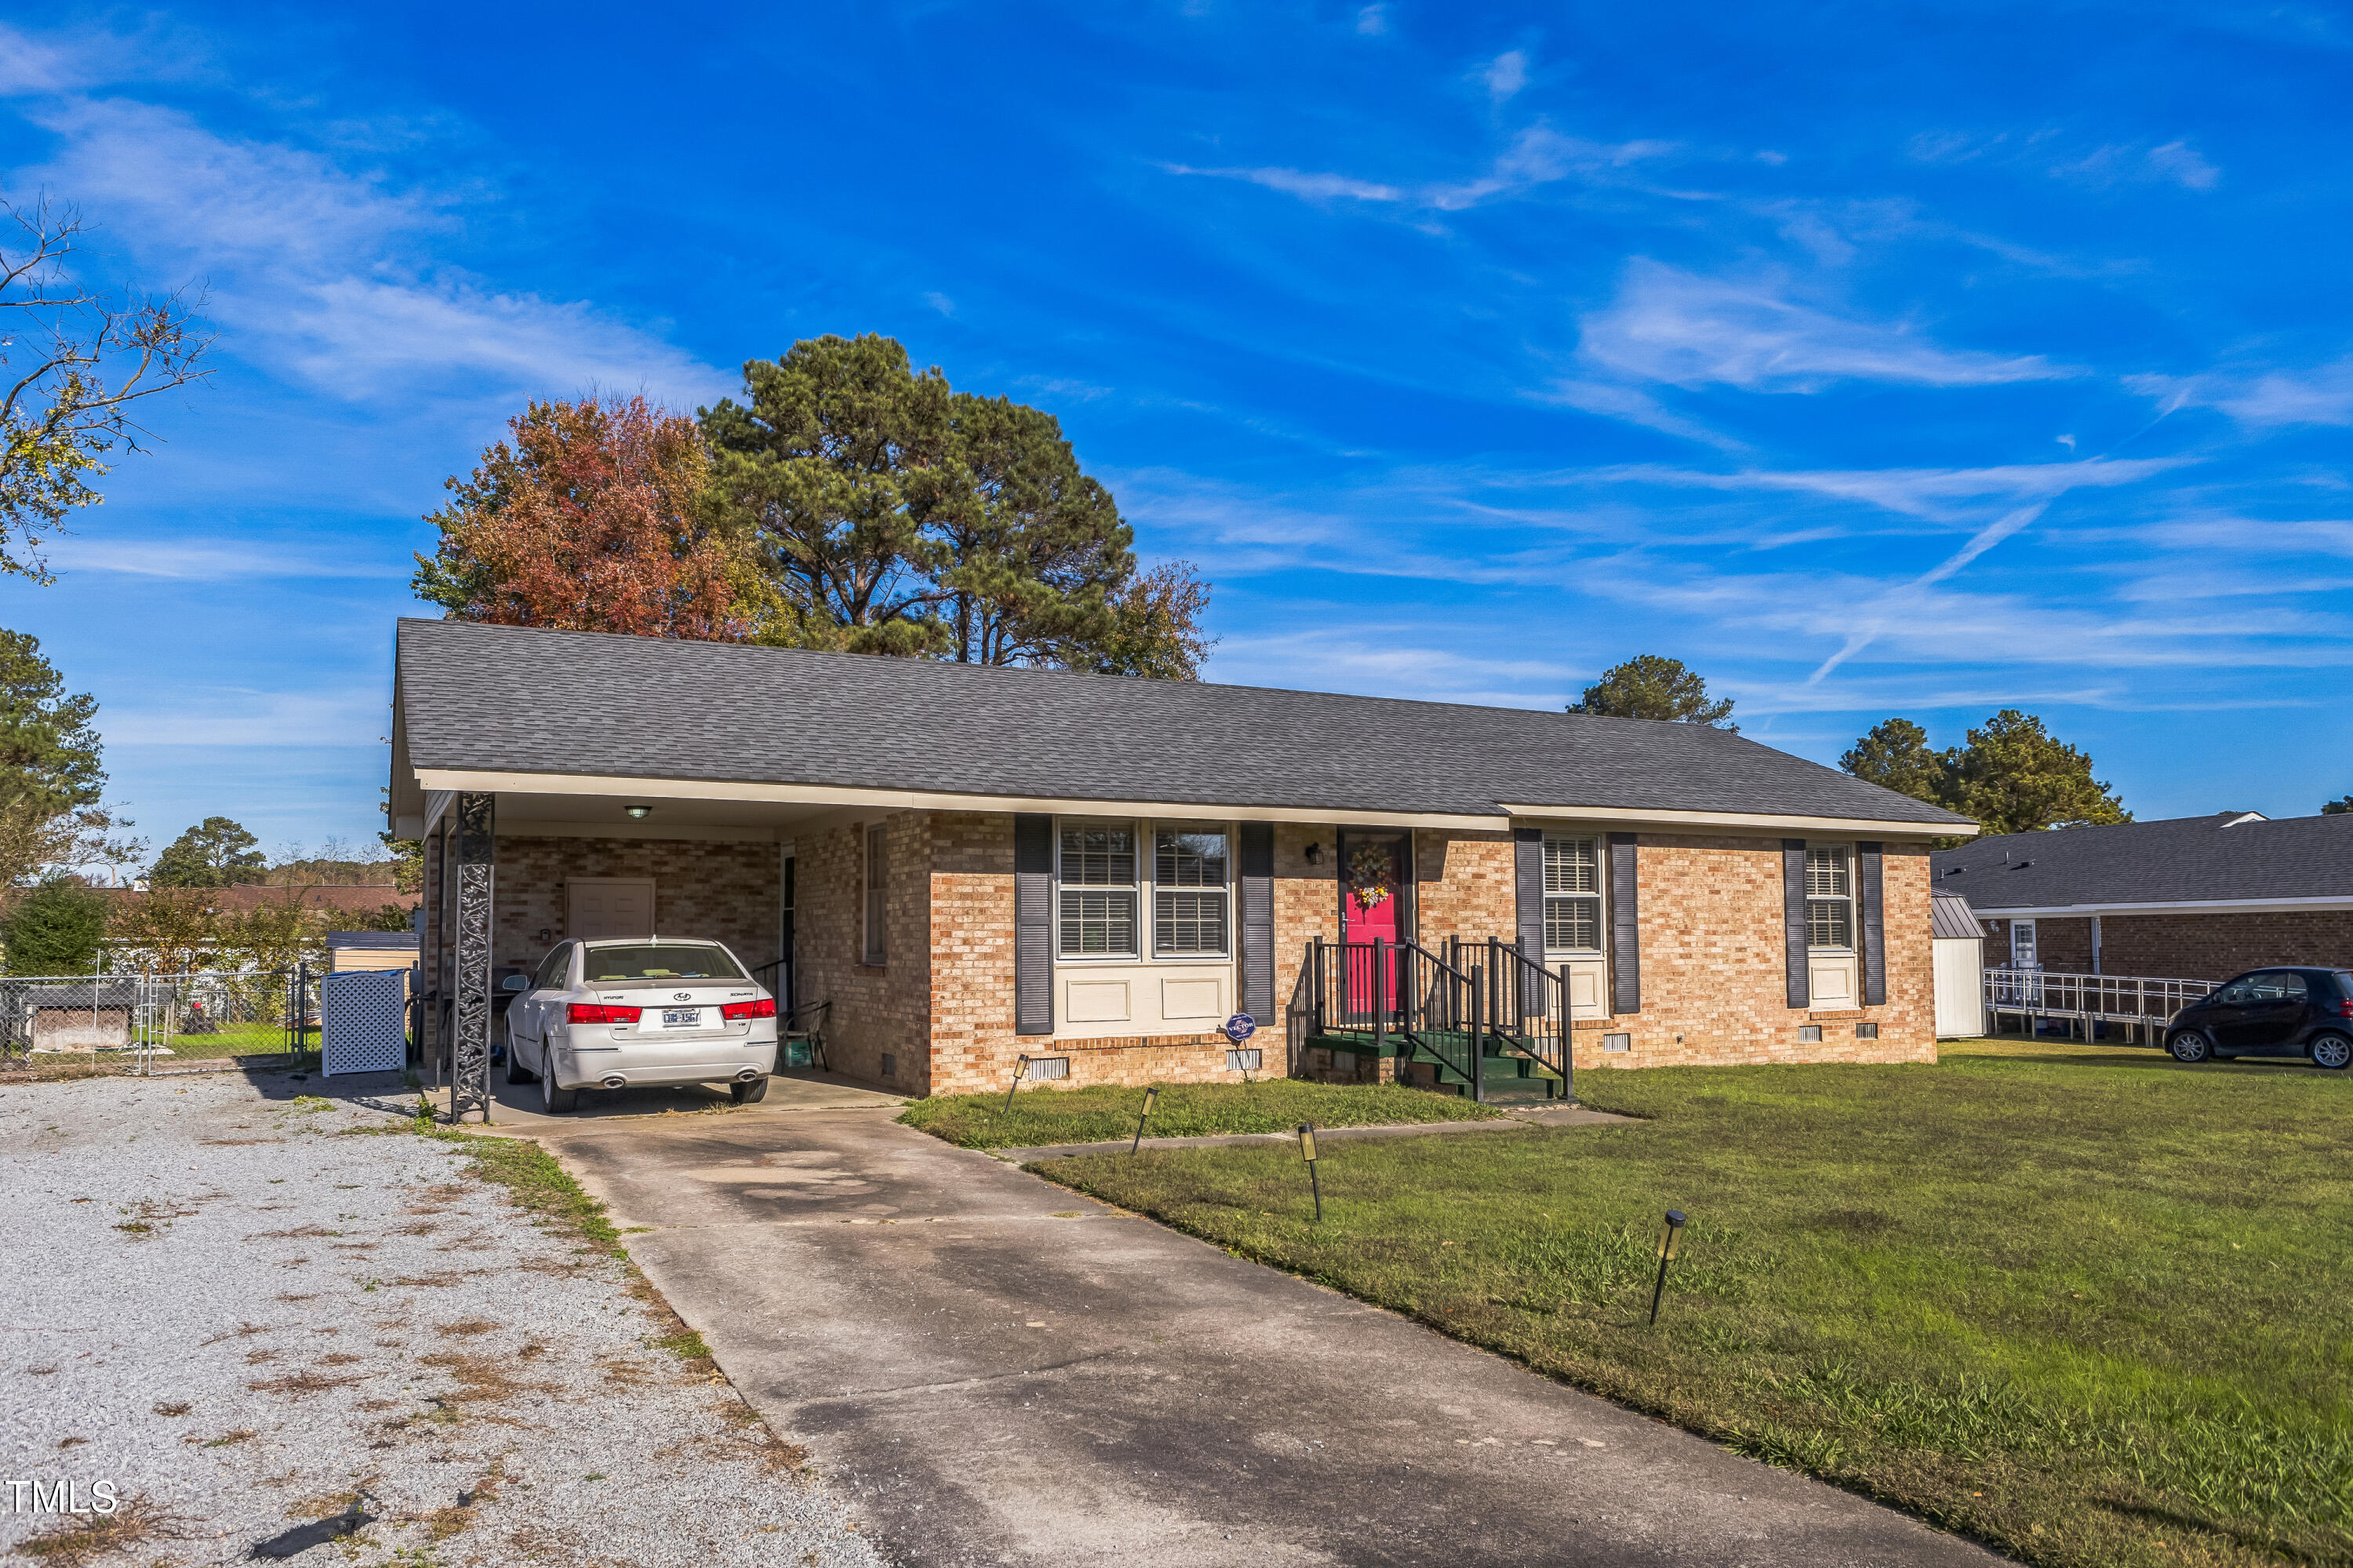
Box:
(1309, 936, 1486, 1101)
(1461, 936, 1573, 1101)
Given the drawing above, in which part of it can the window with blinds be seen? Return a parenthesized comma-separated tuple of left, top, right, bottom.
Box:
(1543, 834, 1602, 952)
(1058, 820, 1137, 955)
(1154, 827, 1230, 955)
(1806, 844, 1853, 949)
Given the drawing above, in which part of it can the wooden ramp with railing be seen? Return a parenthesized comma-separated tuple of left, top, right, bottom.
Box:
(1982, 967, 2217, 1044)
(1303, 936, 1573, 1105)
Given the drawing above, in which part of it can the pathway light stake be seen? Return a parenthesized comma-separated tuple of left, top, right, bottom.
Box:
(1130, 1086, 1160, 1153)
(1298, 1122, 1322, 1222)
(1649, 1210, 1688, 1326)
(1002, 1053, 1031, 1115)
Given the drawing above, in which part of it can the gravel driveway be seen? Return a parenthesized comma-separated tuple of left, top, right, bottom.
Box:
(0, 1070, 887, 1567)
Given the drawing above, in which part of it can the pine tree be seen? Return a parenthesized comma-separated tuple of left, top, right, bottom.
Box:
(151, 817, 265, 889)
(1, 877, 107, 974)
(1568, 656, 1737, 729)
(1839, 719, 1947, 806)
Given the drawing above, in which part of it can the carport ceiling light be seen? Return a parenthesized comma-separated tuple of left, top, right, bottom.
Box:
(624, 804, 653, 820)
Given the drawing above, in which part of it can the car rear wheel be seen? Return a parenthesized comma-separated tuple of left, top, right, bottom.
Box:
(540, 1062, 578, 1114)
(729, 1076, 769, 1104)
(2310, 1033, 2353, 1071)
(2167, 1028, 2213, 1064)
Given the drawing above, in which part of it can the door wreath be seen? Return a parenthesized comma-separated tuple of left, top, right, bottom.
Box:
(1347, 842, 1394, 910)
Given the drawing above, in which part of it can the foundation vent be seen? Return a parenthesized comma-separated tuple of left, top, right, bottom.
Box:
(880, 1053, 895, 1078)
(1602, 1032, 1631, 1053)
(1226, 1049, 1262, 1071)
(1856, 1022, 1879, 1039)
(1798, 1024, 1824, 1043)
(1027, 1056, 1071, 1081)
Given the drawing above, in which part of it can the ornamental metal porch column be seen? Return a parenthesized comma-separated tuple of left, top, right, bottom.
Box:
(449, 792, 496, 1124)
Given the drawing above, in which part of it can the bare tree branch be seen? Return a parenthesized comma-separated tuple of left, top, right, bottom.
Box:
(0, 191, 214, 582)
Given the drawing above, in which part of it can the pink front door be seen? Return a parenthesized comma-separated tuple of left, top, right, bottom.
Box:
(1342, 837, 1404, 1016)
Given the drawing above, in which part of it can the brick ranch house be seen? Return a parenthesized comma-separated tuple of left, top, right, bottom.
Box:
(1934, 811, 2353, 980)
(387, 620, 1975, 1099)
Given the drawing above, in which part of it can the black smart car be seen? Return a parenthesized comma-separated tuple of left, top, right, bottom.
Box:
(2166, 967, 2353, 1069)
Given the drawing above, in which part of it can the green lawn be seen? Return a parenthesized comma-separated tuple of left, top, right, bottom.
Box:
(1031, 1042, 2353, 1568)
(897, 1079, 1502, 1149)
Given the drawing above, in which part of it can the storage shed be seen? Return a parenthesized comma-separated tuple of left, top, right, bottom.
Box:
(1931, 892, 1988, 1039)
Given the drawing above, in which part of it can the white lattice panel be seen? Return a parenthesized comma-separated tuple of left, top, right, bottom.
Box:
(322, 968, 408, 1076)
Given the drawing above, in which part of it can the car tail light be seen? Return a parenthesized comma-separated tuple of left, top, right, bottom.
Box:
(568, 1003, 642, 1025)
(722, 999, 777, 1021)
(2335, 999, 2353, 1018)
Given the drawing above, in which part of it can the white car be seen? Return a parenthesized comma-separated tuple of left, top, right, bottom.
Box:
(502, 937, 779, 1113)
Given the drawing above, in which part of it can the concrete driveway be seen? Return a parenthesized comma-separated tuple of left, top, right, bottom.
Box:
(542, 1106, 1998, 1568)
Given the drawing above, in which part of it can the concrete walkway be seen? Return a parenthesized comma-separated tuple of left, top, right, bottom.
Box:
(543, 1106, 1997, 1567)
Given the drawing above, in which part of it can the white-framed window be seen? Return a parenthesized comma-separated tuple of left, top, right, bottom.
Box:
(1806, 845, 1853, 950)
(2010, 919, 2038, 969)
(1057, 819, 1139, 957)
(1153, 824, 1230, 957)
(863, 823, 888, 966)
(1542, 834, 1602, 952)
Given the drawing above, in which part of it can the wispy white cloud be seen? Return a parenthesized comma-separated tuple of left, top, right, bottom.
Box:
(1426, 126, 1674, 210)
(1163, 163, 1402, 202)
(1577, 260, 2078, 392)
(1481, 50, 1529, 104)
(1526, 378, 1742, 450)
(1354, 4, 1388, 36)
(42, 537, 410, 581)
(1598, 456, 2185, 520)
(1910, 127, 2221, 192)
(24, 96, 724, 409)
(2127, 358, 2353, 427)
(923, 290, 956, 317)
(1165, 126, 1671, 213)
(103, 689, 388, 748)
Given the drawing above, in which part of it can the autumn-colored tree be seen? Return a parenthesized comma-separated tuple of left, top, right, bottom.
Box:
(413, 395, 748, 639)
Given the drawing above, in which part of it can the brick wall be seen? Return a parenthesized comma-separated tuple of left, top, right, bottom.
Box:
(1982, 911, 2353, 982)
(819, 813, 1942, 1097)
(793, 814, 933, 1093)
(1559, 835, 1934, 1069)
(491, 835, 780, 978)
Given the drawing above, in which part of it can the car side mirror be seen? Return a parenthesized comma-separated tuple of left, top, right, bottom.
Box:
(501, 974, 529, 992)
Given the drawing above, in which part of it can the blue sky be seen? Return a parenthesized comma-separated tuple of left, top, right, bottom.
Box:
(2, 2, 2348, 863)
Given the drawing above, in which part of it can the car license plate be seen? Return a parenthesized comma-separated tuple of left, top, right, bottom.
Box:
(661, 1008, 700, 1028)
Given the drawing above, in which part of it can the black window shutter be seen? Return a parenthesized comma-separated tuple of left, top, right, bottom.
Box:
(1014, 814, 1053, 1036)
(1239, 823, 1275, 1024)
(1858, 841, 1886, 1006)
(1512, 828, 1544, 955)
(1513, 828, 1545, 1011)
(1608, 832, 1640, 1014)
(1783, 839, 1809, 1009)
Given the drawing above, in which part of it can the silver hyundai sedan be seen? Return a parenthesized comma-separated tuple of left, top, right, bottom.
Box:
(502, 937, 779, 1113)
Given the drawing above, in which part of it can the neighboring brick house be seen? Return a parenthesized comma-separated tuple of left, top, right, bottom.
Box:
(1932, 812, 2353, 982)
(388, 620, 1973, 1099)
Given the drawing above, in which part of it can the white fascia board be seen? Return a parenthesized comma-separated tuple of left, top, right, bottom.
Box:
(1971, 896, 2353, 918)
(413, 769, 1505, 832)
(1499, 802, 1975, 841)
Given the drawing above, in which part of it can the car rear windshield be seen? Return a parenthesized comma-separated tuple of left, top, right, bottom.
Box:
(581, 944, 746, 984)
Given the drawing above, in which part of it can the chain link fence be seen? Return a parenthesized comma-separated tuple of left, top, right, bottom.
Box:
(0, 964, 386, 1075)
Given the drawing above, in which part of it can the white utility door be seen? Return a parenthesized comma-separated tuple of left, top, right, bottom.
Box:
(568, 879, 656, 941)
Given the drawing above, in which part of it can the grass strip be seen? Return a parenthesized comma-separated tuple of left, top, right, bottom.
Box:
(1033, 1052, 2353, 1568)
(898, 1078, 1500, 1150)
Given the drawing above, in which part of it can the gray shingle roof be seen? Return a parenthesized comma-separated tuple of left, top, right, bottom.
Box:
(394, 619, 1969, 827)
(1931, 813, 2353, 910)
